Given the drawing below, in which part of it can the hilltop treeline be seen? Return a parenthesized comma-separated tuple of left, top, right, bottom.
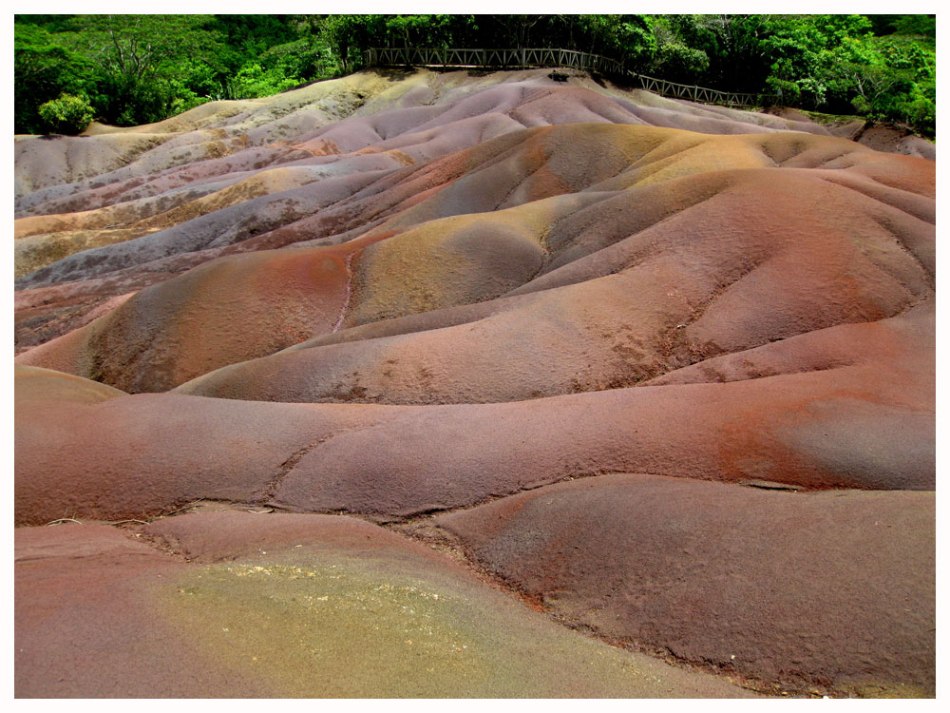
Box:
(15, 14, 935, 136)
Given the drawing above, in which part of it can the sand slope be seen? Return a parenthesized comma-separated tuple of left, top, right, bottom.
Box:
(14, 68, 935, 698)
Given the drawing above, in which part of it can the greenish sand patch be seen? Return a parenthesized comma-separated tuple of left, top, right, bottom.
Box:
(161, 553, 753, 698)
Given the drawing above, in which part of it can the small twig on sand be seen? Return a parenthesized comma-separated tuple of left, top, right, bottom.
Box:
(44, 517, 151, 526)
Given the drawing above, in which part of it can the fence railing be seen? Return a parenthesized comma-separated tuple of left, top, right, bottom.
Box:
(362, 46, 777, 109)
(364, 47, 626, 76)
(635, 74, 773, 109)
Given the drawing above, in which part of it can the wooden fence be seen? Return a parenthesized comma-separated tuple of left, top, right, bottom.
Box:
(362, 46, 777, 109)
(635, 75, 773, 109)
(363, 47, 625, 76)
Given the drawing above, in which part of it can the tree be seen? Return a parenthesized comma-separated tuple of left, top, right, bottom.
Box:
(648, 16, 711, 82)
(493, 15, 543, 49)
(757, 15, 873, 108)
(38, 93, 95, 134)
(14, 21, 92, 133)
(60, 15, 227, 125)
(305, 15, 385, 74)
(577, 15, 655, 70)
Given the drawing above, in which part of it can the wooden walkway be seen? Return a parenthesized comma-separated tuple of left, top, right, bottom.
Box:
(362, 46, 777, 109)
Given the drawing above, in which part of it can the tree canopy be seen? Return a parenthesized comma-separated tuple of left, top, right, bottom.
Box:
(14, 14, 936, 137)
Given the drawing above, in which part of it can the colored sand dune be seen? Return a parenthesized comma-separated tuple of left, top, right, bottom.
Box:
(14, 68, 934, 698)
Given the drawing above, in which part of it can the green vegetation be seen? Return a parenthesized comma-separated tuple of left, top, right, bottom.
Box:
(14, 14, 936, 137)
(37, 93, 95, 135)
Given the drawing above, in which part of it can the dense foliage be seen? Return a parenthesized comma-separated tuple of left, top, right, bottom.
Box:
(15, 14, 936, 137)
(37, 93, 96, 135)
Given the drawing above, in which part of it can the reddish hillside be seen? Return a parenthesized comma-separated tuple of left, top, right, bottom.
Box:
(14, 68, 935, 698)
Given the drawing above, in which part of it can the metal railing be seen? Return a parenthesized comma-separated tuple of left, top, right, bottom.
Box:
(362, 46, 777, 109)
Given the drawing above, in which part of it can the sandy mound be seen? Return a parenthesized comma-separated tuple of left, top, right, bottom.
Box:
(434, 474, 934, 696)
(16, 510, 755, 697)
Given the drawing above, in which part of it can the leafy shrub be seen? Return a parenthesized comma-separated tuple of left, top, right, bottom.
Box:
(227, 62, 301, 99)
(654, 42, 710, 82)
(37, 93, 95, 134)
